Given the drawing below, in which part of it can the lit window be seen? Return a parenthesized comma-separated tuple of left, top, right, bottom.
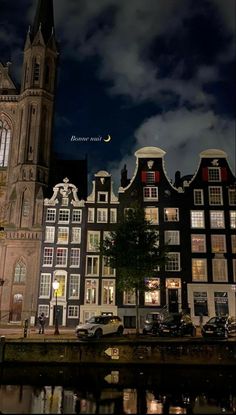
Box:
(144, 278, 160, 306)
(43, 247, 53, 266)
(71, 228, 81, 243)
(87, 208, 95, 223)
(230, 211, 236, 229)
(211, 235, 226, 253)
(14, 261, 26, 283)
(191, 234, 206, 252)
(233, 259, 236, 281)
(232, 235, 236, 253)
(68, 305, 79, 318)
(69, 274, 80, 298)
(123, 290, 136, 305)
(212, 259, 228, 282)
(208, 187, 223, 205)
(194, 189, 204, 205)
(56, 248, 67, 266)
(39, 273, 51, 297)
(103, 257, 116, 276)
(145, 207, 158, 224)
(165, 253, 180, 271)
(85, 279, 98, 304)
(98, 192, 108, 203)
(208, 167, 220, 182)
(58, 209, 70, 223)
(143, 187, 158, 201)
(70, 248, 80, 267)
(102, 279, 115, 305)
(110, 208, 117, 223)
(45, 226, 55, 242)
(229, 188, 236, 205)
(86, 256, 99, 275)
(38, 305, 49, 318)
(192, 259, 207, 281)
(164, 208, 179, 222)
(0, 119, 11, 167)
(97, 208, 108, 223)
(46, 208, 56, 222)
(210, 211, 225, 228)
(57, 227, 69, 244)
(164, 231, 180, 245)
(87, 231, 100, 251)
(191, 211, 205, 228)
(53, 274, 66, 298)
(72, 209, 82, 223)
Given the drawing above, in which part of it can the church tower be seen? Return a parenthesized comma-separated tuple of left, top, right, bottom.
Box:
(0, 0, 58, 323)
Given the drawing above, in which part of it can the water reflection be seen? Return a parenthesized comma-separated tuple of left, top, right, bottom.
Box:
(0, 365, 236, 414)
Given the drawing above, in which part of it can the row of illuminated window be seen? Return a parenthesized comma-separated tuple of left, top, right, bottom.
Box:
(191, 234, 236, 253)
(191, 210, 236, 229)
(46, 208, 82, 223)
(43, 247, 80, 267)
(87, 207, 117, 223)
(45, 226, 81, 244)
(192, 259, 236, 282)
(194, 187, 236, 206)
(124, 207, 179, 224)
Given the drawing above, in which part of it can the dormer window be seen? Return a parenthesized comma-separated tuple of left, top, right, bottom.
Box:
(141, 171, 160, 184)
(98, 192, 108, 203)
(208, 167, 220, 181)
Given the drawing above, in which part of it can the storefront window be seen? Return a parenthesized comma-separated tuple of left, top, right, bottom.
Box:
(193, 291, 208, 316)
(214, 292, 229, 316)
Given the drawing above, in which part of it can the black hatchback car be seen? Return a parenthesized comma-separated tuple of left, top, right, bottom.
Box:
(201, 316, 236, 339)
(158, 313, 196, 337)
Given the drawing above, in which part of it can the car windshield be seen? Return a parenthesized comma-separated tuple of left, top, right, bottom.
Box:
(207, 317, 227, 324)
(87, 316, 107, 324)
(163, 314, 180, 324)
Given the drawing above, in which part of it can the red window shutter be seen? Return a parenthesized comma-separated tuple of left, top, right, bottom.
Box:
(202, 167, 208, 181)
(221, 167, 228, 181)
(141, 171, 147, 183)
(155, 171, 160, 182)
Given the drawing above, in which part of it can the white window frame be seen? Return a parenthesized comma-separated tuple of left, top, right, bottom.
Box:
(38, 305, 49, 318)
(123, 290, 136, 305)
(85, 278, 98, 304)
(68, 305, 79, 318)
(145, 207, 159, 224)
(211, 234, 226, 253)
(53, 271, 67, 299)
(208, 167, 221, 182)
(212, 259, 228, 282)
(191, 211, 205, 228)
(45, 226, 55, 243)
(87, 231, 100, 252)
(192, 259, 208, 281)
(57, 227, 69, 244)
(86, 255, 99, 276)
(72, 209, 82, 223)
(230, 211, 236, 229)
(68, 274, 80, 298)
(97, 208, 108, 223)
(194, 189, 204, 205)
(70, 248, 80, 267)
(110, 208, 117, 223)
(39, 273, 51, 298)
(165, 252, 181, 271)
(143, 186, 158, 201)
(191, 234, 206, 253)
(210, 210, 225, 229)
(97, 192, 108, 203)
(144, 278, 160, 306)
(102, 257, 116, 276)
(46, 208, 56, 222)
(55, 247, 68, 267)
(43, 247, 54, 266)
(164, 208, 179, 222)
(102, 279, 115, 305)
(58, 209, 70, 224)
(229, 188, 236, 205)
(71, 227, 81, 244)
(87, 208, 95, 223)
(208, 186, 223, 206)
(164, 230, 180, 245)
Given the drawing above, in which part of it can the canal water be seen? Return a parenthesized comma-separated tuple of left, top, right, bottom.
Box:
(0, 364, 236, 414)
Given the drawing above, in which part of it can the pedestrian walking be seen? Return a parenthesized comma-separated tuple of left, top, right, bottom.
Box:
(38, 312, 46, 334)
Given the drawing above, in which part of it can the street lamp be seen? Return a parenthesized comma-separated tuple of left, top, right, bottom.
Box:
(53, 279, 60, 335)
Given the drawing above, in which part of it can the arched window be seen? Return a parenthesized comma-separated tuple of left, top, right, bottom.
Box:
(0, 119, 11, 167)
(33, 57, 40, 83)
(14, 261, 26, 283)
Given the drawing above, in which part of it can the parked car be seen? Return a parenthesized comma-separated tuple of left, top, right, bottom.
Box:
(158, 313, 196, 337)
(143, 312, 163, 335)
(201, 316, 236, 339)
(75, 315, 124, 339)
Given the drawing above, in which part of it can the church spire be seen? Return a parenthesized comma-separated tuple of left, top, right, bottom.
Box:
(31, 0, 55, 44)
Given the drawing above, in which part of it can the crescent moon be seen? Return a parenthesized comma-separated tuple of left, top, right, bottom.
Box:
(104, 134, 112, 143)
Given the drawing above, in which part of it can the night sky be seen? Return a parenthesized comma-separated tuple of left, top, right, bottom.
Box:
(1, 0, 235, 190)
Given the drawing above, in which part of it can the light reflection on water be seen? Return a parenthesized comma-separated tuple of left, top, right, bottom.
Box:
(0, 365, 236, 414)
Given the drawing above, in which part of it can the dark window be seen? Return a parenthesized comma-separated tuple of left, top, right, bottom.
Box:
(123, 316, 136, 328)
